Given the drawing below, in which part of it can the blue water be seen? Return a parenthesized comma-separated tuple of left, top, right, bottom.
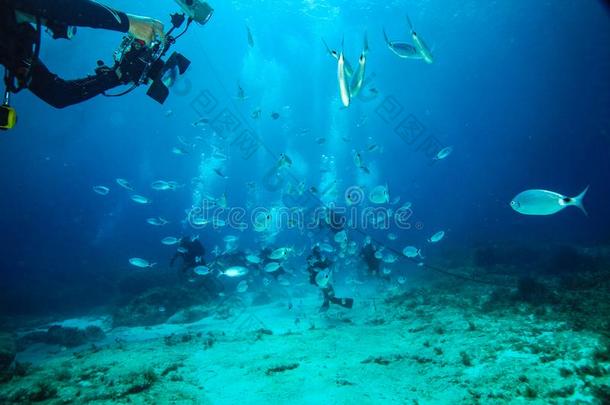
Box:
(1, 1, 609, 315)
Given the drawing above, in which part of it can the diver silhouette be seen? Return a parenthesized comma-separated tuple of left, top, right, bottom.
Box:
(170, 236, 206, 274)
(307, 246, 354, 312)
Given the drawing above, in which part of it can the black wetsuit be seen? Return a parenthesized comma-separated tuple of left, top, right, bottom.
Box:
(0, 0, 130, 108)
(361, 243, 381, 276)
(171, 239, 206, 273)
(307, 248, 353, 312)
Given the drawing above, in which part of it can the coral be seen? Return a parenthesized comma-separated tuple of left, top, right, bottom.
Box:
(28, 381, 58, 402)
(575, 364, 606, 377)
(13, 361, 31, 377)
(125, 368, 158, 395)
(336, 378, 355, 386)
(163, 333, 194, 347)
(547, 385, 576, 398)
(54, 366, 72, 382)
(522, 385, 537, 399)
(0, 333, 16, 372)
(166, 306, 211, 324)
(592, 384, 610, 404)
(112, 287, 209, 327)
(481, 288, 512, 313)
(265, 363, 299, 375)
(593, 340, 610, 362)
(18, 325, 105, 349)
(515, 277, 556, 305)
(460, 351, 472, 367)
(161, 363, 182, 377)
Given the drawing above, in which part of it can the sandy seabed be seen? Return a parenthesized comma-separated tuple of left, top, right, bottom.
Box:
(1, 277, 609, 404)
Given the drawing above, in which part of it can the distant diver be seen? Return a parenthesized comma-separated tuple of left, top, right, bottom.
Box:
(307, 246, 354, 312)
(360, 241, 381, 276)
(170, 236, 206, 276)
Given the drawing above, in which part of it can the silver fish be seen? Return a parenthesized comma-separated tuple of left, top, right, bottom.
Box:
(338, 46, 351, 108)
(147, 217, 168, 226)
(407, 15, 434, 64)
(246, 254, 262, 264)
(194, 265, 211, 276)
(213, 168, 228, 179)
(434, 146, 453, 160)
(92, 186, 110, 195)
(315, 269, 332, 288)
(382, 28, 421, 59)
(161, 237, 180, 246)
(268, 247, 292, 260)
(350, 33, 368, 98)
(369, 185, 390, 204)
(221, 266, 249, 277)
(428, 231, 445, 243)
(322, 38, 353, 78)
(151, 180, 171, 191)
(130, 194, 152, 205)
(402, 246, 421, 258)
(116, 178, 134, 191)
(237, 280, 249, 293)
(264, 262, 281, 273)
(129, 258, 156, 269)
(511, 187, 589, 216)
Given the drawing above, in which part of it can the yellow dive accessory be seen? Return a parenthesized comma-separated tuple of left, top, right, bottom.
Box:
(1, 91, 17, 131)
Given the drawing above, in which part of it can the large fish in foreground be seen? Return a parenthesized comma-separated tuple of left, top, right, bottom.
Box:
(510, 186, 589, 216)
(322, 38, 353, 78)
(338, 47, 351, 108)
(407, 15, 434, 64)
(350, 33, 369, 98)
(382, 28, 421, 59)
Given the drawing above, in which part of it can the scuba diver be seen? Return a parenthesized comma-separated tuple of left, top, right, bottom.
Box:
(170, 236, 206, 275)
(307, 246, 354, 312)
(0, 0, 214, 129)
(0, 0, 165, 111)
(360, 241, 381, 276)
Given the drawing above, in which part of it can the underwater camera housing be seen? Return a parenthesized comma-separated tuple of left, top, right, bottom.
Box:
(113, 34, 191, 104)
(112, 2, 213, 104)
(174, 0, 214, 25)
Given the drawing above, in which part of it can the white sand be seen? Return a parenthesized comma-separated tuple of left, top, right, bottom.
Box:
(2, 281, 609, 404)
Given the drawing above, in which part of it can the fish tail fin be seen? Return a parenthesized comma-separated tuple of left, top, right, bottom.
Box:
(573, 185, 589, 216)
(321, 38, 334, 57)
(406, 14, 414, 31)
(150, 263, 157, 268)
(382, 28, 390, 45)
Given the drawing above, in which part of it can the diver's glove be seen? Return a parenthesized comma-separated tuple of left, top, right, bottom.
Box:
(90, 62, 122, 88)
(108, 57, 145, 86)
